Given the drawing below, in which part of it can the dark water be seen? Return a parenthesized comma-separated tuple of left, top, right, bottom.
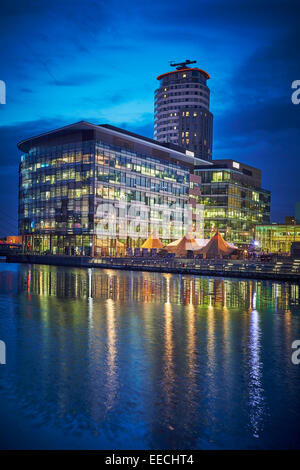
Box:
(0, 263, 299, 449)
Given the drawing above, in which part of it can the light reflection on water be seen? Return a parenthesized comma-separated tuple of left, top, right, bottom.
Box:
(0, 263, 299, 449)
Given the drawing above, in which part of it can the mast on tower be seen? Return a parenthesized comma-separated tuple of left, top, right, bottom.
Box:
(169, 60, 197, 70)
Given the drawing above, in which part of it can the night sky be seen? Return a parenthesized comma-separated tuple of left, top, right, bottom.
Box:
(0, 0, 299, 236)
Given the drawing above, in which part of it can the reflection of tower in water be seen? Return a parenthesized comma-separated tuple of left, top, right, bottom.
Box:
(162, 276, 175, 432)
(248, 291, 265, 439)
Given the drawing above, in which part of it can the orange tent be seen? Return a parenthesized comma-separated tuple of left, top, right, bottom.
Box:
(196, 231, 237, 258)
(141, 234, 164, 250)
(165, 233, 200, 256)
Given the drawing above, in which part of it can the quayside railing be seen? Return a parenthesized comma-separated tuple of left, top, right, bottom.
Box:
(89, 257, 300, 279)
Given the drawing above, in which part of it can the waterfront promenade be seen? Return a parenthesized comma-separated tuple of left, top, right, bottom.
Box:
(6, 253, 300, 282)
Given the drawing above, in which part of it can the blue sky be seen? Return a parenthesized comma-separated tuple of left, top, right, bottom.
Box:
(0, 0, 299, 235)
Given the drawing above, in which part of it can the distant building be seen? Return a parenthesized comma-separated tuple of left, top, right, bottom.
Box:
(255, 224, 300, 253)
(194, 159, 271, 245)
(18, 121, 210, 256)
(285, 216, 296, 225)
(0, 236, 22, 256)
(6, 235, 22, 244)
(154, 61, 213, 161)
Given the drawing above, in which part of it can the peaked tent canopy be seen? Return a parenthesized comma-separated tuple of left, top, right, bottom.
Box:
(196, 231, 237, 258)
(195, 238, 210, 249)
(141, 234, 164, 250)
(165, 233, 201, 256)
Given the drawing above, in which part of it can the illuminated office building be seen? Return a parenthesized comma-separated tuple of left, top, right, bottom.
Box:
(194, 159, 271, 245)
(18, 121, 210, 256)
(154, 60, 213, 161)
(255, 224, 300, 253)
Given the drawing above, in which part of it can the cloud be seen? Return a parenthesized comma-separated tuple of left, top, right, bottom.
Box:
(50, 72, 108, 87)
(19, 87, 34, 94)
(0, 118, 68, 166)
(118, 121, 153, 139)
(0, 117, 74, 236)
(0, 0, 52, 17)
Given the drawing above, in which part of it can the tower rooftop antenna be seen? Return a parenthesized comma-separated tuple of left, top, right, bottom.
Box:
(170, 59, 197, 70)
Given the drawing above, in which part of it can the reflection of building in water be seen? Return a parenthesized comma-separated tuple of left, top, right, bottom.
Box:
(248, 307, 265, 438)
(22, 265, 298, 315)
(207, 302, 215, 373)
(162, 295, 175, 430)
(3, 263, 299, 447)
(104, 298, 118, 410)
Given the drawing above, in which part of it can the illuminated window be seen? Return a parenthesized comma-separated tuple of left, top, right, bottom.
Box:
(183, 74, 186, 78)
(193, 112, 198, 117)
(212, 172, 223, 182)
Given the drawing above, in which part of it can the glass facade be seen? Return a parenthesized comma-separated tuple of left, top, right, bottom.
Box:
(194, 163, 271, 245)
(18, 123, 197, 256)
(255, 224, 300, 253)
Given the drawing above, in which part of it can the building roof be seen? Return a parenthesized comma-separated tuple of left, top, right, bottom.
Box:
(195, 158, 260, 172)
(18, 121, 212, 167)
(156, 68, 210, 81)
(256, 223, 300, 228)
(101, 124, 190, 154)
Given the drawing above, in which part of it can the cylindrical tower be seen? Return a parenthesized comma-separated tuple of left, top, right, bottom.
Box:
(154, 62, 213, 161)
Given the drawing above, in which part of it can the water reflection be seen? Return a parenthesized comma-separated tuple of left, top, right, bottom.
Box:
(0, 264, 299, 449)
(11, 265, 298, 315)
(248, 302, 264, 439)
(105, 298, 118, 412)
(163, 300, 174, 428)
